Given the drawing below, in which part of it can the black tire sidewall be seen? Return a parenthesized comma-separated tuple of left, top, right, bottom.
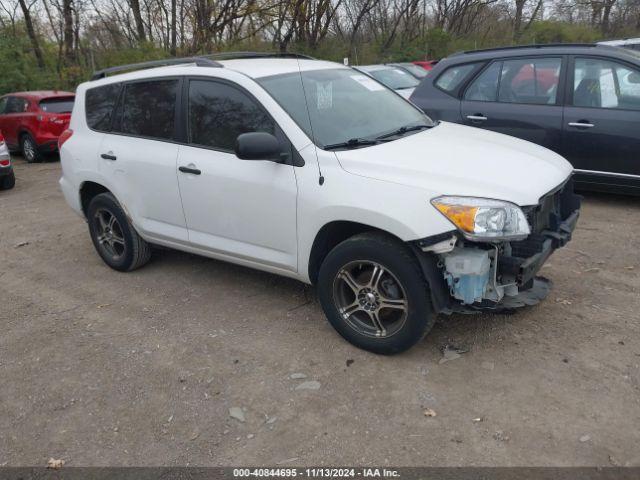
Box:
(1, 171, 15, 190)
(87, 193, 137, 271)
(317, 234, 434, 354)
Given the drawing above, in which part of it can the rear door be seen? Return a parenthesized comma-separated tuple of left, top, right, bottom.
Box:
(99, 77, 188, 243)
(562, 56, 640, 183)
(460, 56, 565, 152)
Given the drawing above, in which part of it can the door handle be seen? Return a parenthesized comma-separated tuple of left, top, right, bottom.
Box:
(467, 114, 488, 121)
(178, 166, 201, 175)
(568, 121, 594, 129)
(100, 153, 117, 161)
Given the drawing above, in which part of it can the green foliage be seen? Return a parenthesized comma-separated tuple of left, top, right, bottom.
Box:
(0, 28, 53, 93)
(520, 21, 602, 44)
(0, 17, 626, 95)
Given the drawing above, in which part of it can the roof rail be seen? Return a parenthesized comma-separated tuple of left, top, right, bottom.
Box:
(91, 57, 222, 81)
(451, 43, 598, 56)
(201, 51, 316, 61)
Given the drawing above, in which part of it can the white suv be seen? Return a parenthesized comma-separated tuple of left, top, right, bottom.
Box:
(59, 54, 581, 354)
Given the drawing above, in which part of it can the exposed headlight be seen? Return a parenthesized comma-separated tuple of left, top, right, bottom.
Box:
(431, 196, 530, 241)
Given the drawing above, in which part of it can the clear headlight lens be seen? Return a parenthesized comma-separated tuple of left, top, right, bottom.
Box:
(431, 196, 530, 241)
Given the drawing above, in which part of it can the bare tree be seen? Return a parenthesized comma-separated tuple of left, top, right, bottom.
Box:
(18, 0, 45, 68)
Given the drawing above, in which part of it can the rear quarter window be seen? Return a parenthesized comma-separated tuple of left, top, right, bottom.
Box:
(119, 79, 178, 141)
(86, 84, 121, 131)
(435, 63, 477, 94)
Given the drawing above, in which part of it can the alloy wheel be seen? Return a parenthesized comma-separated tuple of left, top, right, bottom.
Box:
(332, 260, 408, 338)
(23, 138, 36, 162)
(93, 208, 126, 260)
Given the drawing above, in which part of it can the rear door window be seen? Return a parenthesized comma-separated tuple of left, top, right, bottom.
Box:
(498, 58, 561, 105)
(119, 79, 179, 140)
(86, 84, 121, 131)
(40, 97, 75, 113)
(435, 64, 477, 93)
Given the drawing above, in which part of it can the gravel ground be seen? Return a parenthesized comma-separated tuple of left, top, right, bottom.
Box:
(1, 157, 639, 467)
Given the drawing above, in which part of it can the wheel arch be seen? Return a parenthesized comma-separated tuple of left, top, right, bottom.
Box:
(307, 221, 407, 285)
(307, 220, 453, 313)
(79, 181, 111, 218)
(18, 128, 36, 143)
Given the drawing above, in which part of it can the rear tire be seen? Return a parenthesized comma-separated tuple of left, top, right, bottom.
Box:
(317, 232, 435, 354)
(0, 171, 15, 190)
(21, 134, 41, 163)
(87, 192, 151, 271)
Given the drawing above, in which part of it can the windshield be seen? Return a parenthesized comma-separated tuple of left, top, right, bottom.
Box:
(366, 68, 420, 90)
(397, 64, 428, 79)
(257, 68, 433, 149)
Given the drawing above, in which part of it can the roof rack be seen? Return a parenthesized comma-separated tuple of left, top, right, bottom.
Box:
(91, 57, 222, 81)
(201, 51, 316, 61)
(451, 43, 598, 56)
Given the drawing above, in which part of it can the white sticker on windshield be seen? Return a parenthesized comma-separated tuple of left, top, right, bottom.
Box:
(317, 82, 333, 109)
(351, 74, 385, 91)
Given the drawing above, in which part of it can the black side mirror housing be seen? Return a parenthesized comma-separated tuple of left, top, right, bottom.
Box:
(235, 132, 282, 161)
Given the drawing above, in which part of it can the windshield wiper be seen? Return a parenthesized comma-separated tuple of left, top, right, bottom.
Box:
(375, 124, 431, 140)
(323, 138, 379, 150)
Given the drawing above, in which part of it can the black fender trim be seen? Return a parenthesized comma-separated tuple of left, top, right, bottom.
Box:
(409, 245, 451, 314)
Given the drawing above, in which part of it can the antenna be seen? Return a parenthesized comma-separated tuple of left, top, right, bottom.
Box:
(295, 57, 325, 186)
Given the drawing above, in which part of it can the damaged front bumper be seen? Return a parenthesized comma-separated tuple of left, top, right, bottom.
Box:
(416, 178, 581, 314)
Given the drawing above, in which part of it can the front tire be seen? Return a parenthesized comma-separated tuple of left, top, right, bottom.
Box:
(317, 232, 435, 354)
(21, 134, 41, 163)
(87, 193, 151, 271)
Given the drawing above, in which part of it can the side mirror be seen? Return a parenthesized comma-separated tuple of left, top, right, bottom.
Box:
(234, 132, 282, 161)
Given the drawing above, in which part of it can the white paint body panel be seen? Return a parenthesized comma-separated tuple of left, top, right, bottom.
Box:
(176, 145, 298, 271)
(335, 121, 573, 207)
(60, 59, 573, 284)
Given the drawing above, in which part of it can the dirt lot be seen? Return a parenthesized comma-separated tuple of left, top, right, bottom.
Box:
(1, 156, 639, 467)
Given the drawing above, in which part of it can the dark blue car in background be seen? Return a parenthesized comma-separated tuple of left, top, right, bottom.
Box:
(410, 44, 640, 195)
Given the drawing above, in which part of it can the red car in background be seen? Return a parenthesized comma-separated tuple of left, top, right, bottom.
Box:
(413, 60, 439, 71)
(0, 91, 75, 163)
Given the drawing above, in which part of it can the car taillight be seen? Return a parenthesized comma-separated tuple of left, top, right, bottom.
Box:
(0, 159, 10, 167)
(58, 129, 73, 149)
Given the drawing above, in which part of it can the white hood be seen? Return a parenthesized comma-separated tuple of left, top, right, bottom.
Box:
(334, 121, 573, 206)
